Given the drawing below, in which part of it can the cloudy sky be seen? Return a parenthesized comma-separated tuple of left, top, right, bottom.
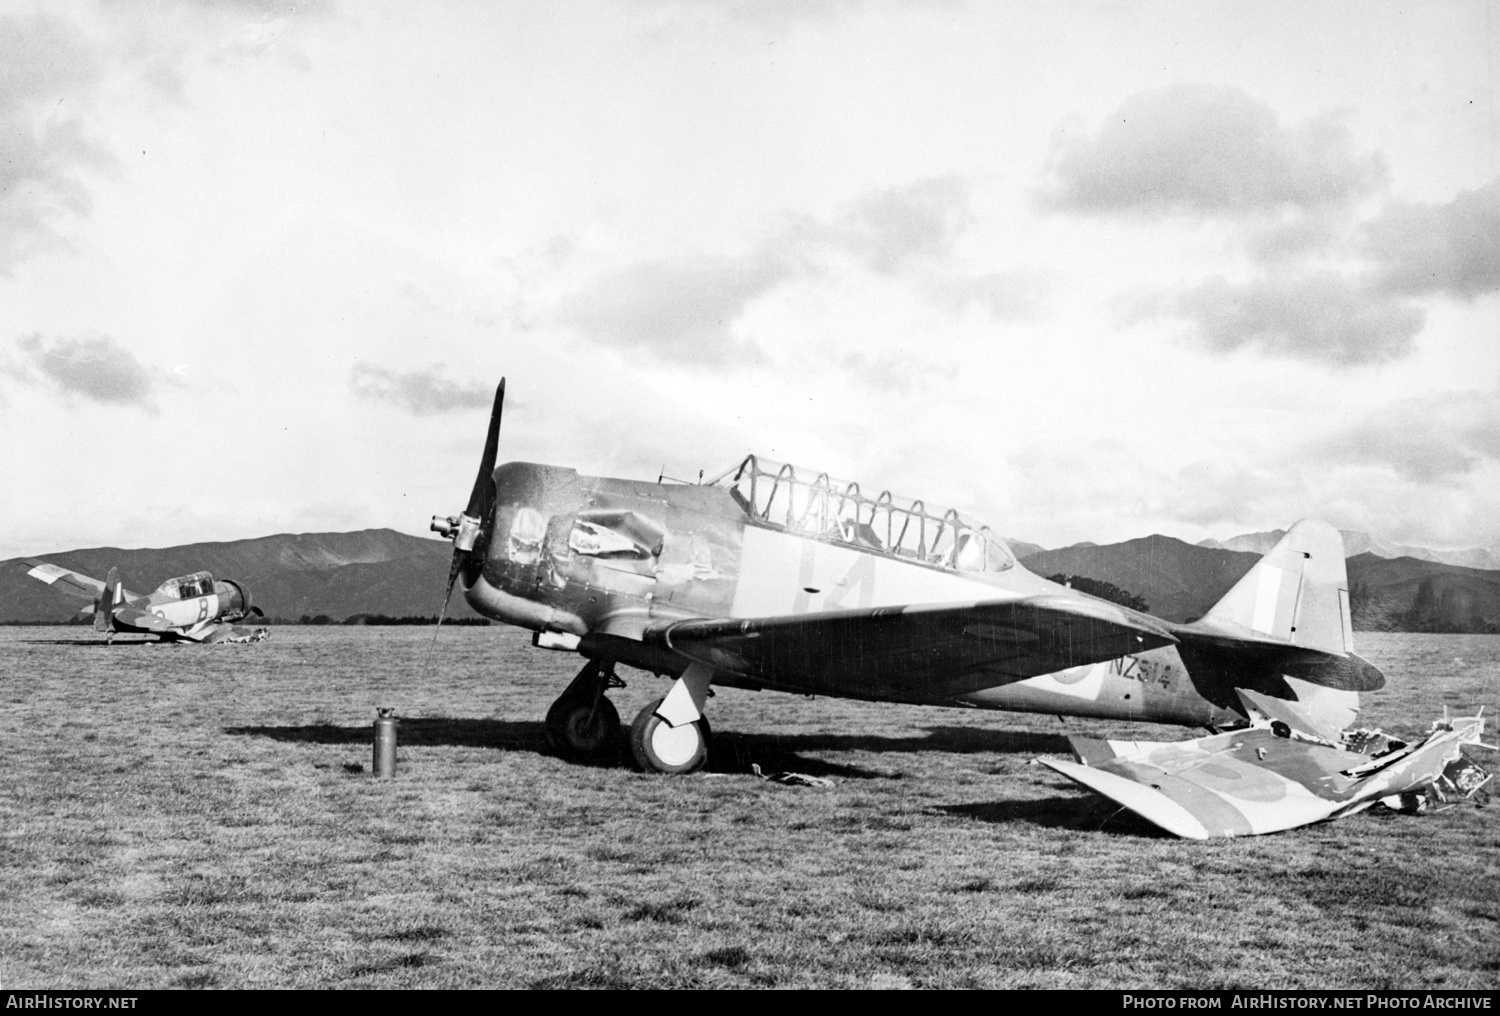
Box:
(2, 0, 1496, 561)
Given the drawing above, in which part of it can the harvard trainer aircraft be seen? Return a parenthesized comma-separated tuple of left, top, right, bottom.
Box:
(23, 561, 269, 643)
(432, 380, 1384, 775)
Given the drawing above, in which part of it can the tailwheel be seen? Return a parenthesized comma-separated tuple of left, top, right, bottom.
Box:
(545, 694, 621, 762)
(629, 697, 711, 775)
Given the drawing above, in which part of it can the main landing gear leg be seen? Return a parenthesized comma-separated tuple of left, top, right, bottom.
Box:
(630, 663, 713, 775)
(544, 658, 624, 762)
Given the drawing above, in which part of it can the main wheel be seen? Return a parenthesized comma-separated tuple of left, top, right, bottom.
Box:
(545, 695, 621, 761)
(629, 697, 710, 774)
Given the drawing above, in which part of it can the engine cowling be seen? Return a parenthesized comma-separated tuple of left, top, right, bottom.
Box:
(213, 579, 253, 621)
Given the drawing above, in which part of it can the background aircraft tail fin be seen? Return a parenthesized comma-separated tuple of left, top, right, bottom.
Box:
(95, 567, 122, 631)
(1200, 520, 1353, 657)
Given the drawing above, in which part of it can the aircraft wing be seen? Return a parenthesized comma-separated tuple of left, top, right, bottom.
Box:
(22, 560, 107, 600)
(1040, 703, 1493, 838)
(1040, 731, 1361, 838)
(645, 593, 1177, 704)
(110, 604, 176, 634)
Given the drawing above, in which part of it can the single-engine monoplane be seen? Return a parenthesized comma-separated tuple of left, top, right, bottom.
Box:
(430, 380, 1385, 775)
(23, 561, 269, 643)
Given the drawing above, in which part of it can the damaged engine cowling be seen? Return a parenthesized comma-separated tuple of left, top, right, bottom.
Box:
(213, 579, 254, 621)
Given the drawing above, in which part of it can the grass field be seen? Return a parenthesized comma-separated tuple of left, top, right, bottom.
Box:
(1, 627, 1497, 989)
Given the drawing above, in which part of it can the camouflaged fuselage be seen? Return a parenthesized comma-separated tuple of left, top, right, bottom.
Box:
(457, 462, 1334, 729)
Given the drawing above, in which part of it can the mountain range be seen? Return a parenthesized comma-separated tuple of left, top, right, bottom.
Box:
(1196, 529, 1500, 571)
(1025, 538, 1500, 632)
(0, 530, 482, 624)
(3, 527, 1497, 633)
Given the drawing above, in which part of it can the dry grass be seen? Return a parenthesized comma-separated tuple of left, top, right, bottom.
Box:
(0, 627, 1496, 989)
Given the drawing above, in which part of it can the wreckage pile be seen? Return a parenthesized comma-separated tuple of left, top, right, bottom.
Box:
(1041, 692, 1493, 839)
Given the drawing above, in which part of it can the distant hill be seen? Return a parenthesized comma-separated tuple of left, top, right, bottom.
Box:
(1020, 536, 1260, 622)
(1199, 529, 1500, 571)
(0, 529, 481, 623)
(1345, 554, 1500, 633)
(1019, 537, 1500, 632)
(7, 528, 1498, 632)
(1002, 538, 1045, 560)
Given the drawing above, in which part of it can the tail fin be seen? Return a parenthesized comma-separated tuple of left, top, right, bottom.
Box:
(95, 567, 122, 632)
(1200, 520, 1353, 656)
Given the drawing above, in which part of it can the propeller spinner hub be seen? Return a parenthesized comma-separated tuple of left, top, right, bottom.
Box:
(452, 513, 483, 553)
(430, 513, 483, 552)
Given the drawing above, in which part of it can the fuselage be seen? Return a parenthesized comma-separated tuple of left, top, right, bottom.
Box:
(110, 572, 253, 637)
(459, 460, 1287, 729)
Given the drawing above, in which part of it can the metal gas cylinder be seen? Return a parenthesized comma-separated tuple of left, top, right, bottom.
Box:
(373, 707, 399, 777)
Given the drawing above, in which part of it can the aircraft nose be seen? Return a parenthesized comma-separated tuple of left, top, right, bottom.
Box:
(214, 579, 250, 618)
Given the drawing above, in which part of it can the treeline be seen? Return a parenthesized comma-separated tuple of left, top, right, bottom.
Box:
(2, 614, 492, 626)
(291, 614, 492, 626)
(340, 614, 491, 626)
(1046, 574, 1150, 613)
(1350, 579, 1498, 634)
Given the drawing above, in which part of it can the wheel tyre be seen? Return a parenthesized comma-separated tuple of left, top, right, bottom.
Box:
(545, 695, 621, 761)
(629, 697, 710, 775)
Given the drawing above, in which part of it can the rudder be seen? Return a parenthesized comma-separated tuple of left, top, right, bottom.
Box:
(96, 567, 122, 632)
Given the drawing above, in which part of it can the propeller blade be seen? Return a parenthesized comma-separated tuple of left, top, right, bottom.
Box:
(465, 378, 505, 518)
(445, 378, 506, 600)
(444, 550, 465, 599)
(428, 378, 506, 661)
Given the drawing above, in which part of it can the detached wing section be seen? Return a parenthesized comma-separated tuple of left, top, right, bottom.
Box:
(1040, 693, 1494, 838)
(1041, 732, 1361, 839)
(645, 594, 1177, 704)
(22, 560, 107, 600)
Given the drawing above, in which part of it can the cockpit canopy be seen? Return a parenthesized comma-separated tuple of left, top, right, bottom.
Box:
(155, 571, 216, 600)
(710, 455, 1014, 574)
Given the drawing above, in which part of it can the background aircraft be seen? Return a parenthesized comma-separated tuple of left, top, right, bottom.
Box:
(23, 561, 268, 643)
(432, 380, 1384, 774)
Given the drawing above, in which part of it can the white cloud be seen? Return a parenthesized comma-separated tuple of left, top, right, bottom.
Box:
(555, 176, 1030, 366)
(350, 363, 496, 416)
(3, 332, 162, 410)
(1143, 274, 1424, 366)
(1364, 179, 1500, 301)
(0, 13, 111, 274)
(1305, 391, 1500, 484)
(1041, 84, 1386, 217)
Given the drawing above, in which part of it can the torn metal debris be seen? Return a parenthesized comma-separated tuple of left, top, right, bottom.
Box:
(751, 764, 835, 787)
(1039, 691, 1494, 838)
